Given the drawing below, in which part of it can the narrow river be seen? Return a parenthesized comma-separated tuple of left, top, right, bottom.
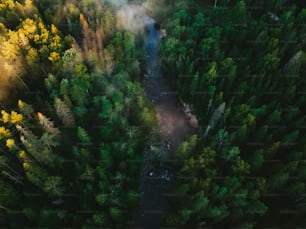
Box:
(143, 15, 194, 151)
(133, 15, 195, 228)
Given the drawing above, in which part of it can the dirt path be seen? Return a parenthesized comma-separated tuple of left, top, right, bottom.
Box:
(133, 16, 195, 228)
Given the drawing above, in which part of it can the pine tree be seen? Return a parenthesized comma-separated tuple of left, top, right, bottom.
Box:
(37, 112, 60, 136)
(54, 97, 75, 127)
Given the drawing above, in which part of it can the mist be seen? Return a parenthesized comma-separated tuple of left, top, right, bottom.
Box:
(116, 3, 146, 34)
(102, 0, 165, 33)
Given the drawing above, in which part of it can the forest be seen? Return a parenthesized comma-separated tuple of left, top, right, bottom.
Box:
(0, 0, 156, 227)
(0, 0, 305, 228)
(160, 0, 306, 228)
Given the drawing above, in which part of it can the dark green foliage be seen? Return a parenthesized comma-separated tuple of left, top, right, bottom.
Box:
(161, 0, 306, 227)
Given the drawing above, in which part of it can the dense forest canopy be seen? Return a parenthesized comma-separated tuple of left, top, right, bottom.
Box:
(0, 0, 306, 228)
(0, 0, 157, 227)
(160, 0, 306, 227)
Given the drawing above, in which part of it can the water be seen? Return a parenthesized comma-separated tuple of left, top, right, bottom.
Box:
(133, 14, 195, 229)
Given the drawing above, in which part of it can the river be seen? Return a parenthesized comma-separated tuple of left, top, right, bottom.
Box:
(133, 15, 195, 228)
